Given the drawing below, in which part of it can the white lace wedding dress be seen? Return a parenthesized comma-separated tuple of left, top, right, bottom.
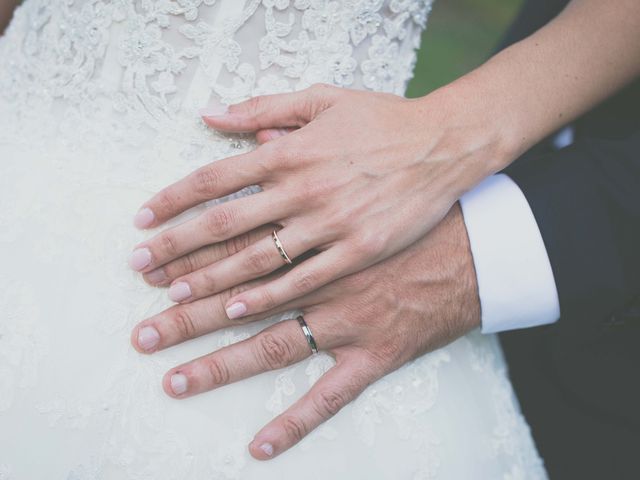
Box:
(0, 1, 547, 479)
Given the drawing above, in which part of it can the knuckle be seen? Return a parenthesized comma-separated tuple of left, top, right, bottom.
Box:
(261, 141, 287, 170)
(247, 95, 266, 117)
(244, 246, 272, 276)
(159, 232, 179, 257)
(173, 309, 197, 340)
(368, 339, 404, 366)
(225, 233, 251, 257)
(293, 270, 318, 295)
(205, 356, 230, 386)
(193, 167, 222, 197)
(177, 252, 198, 275)
(281, 415, 308, 443)
(258, 287, 278, 311)
(228, 283, 250, 299)
(205, 208, 235, 236)
(256, 332, 294, 370)
(156, 190, 178, 215)
(313, 389, 346, 419)
(354, 233, 386, 259)
(198, 267, 217, 290)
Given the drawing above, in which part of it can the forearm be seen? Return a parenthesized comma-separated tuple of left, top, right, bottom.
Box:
(438, 0, 640, 170)
(0, 0, 19, 35)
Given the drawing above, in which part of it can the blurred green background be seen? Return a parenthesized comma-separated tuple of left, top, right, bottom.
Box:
(407, 0, 523, 98)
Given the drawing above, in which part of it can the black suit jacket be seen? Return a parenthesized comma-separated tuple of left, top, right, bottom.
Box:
(494, 1, 640, 478)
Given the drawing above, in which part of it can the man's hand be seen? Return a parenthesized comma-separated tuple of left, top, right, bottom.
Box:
(131, 203, 481, 460)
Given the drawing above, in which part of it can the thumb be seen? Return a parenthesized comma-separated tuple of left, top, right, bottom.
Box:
(200, 84, 341, 133)
(255, 127, 295, 145)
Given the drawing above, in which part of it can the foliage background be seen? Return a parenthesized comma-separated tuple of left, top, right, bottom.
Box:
(407, 0, 523, 98)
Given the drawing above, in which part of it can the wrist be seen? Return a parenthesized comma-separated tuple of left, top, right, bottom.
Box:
(435, 203, 482, 333)
(412, 85, 517, 198)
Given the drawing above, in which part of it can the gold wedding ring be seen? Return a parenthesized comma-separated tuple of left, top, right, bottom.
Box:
(272, 230, 293, 265)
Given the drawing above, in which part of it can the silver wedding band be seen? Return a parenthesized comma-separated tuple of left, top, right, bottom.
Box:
(297, 315, 318, 355)
(272, 230, 293, 265)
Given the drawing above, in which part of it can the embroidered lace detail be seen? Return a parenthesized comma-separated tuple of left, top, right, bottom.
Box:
(0, 1, 547, 478)
(0, 0, 431, 151)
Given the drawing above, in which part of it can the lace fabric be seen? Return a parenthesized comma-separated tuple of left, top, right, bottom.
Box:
(0, 0, 430, 149)
(0, 1, 547, 479)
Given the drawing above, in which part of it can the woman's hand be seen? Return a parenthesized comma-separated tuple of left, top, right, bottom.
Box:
(131, 204, 481, 460)
(130, 84, 506, 320)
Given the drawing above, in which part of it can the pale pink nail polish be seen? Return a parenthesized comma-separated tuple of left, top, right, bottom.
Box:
(138, 326, 160, 351)
(133, 207, 155, 229)
(226, 302, 247, 319)
(170, 373, 188, 395)
(260, 443, 274, 457)
(128, 248, 152, 271)
(146, 268, 167, 285)
(168, 282, 192, 302)
(199, 105, 228, 117)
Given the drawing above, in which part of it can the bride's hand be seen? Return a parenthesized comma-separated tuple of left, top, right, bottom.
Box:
(130, 84, 508, 320)
(131, 203, 480, 460)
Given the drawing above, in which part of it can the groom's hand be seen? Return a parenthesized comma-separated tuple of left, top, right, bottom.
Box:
(131, 204, 481, 460)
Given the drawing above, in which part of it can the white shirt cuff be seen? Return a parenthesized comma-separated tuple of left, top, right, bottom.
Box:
(460, 174, 561, 334)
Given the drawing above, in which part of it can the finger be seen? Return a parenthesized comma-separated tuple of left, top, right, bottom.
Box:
(132, 270, 340, 353)
(134, 149, 269, 229)
(142, 225, 275, 286)
(129, 192, 289, 273)
(200, 84, 341, 134)
(224, 246, 352, 320)
(249, 353, 377, 460)
(167, 225, 320, 304)
(160, 312, 342, 398)
(255, 127, 293, 145)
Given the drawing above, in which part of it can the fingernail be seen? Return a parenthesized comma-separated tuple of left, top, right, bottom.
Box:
(128, 248, 152, 271)
(168, 282, 192, 302)
(199, 105, 228, 117)
(260, 443, 274, 457)
(226, 302, 247, 319)
(170, 373, 188, 395)
(269, 128, 289, 140)
(138, 326, 160, 351)
(133, 207, 155, 229)
(146, 268, 167, 285)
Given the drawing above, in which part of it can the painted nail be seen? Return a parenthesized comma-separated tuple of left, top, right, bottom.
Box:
(138, 326, 160, 351)
(146, 268, 168, 285)
(260, 443, 274, 457)
(226, 302, 247, 320)
(168, 282, 192, 302)
(133, 207, 155, 229)
(199, 105, 228, 117)
(170, 373, 188, 395)
(128, 248, 152, 271)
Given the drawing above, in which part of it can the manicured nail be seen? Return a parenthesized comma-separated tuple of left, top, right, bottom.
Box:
(199, 105, 228, 117)
(128, 248, 152, 271)
(168, 282, 192, 302)
(146, 268, 167, 285)
(138, 326, 160, 351)
(260, 443, 274, 457)
(226, 302, 247, 319)
(133, 207, 155, 229)
(170, 373, 188, 395)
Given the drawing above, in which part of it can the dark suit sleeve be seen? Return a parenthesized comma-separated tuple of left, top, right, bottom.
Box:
(504, 130, 640, 327)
